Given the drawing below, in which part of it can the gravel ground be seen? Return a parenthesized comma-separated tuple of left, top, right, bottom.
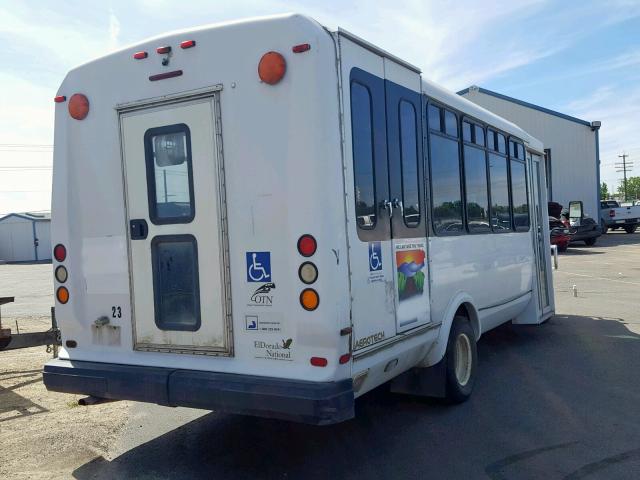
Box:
(0, 231, 639, 479)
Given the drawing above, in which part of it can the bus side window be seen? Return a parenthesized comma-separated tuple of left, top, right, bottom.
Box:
(350, 82, 377, 230)
(463, 122, 490, 233)
(510, 150, 530, 232)
(429, 106, 463, 235)
(399, 100, 420, 227)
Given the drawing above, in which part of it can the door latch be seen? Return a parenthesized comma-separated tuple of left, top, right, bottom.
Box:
(130, 219, 148, 240)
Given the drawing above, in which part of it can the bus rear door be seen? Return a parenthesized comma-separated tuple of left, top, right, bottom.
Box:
(119, 93, 232, 355)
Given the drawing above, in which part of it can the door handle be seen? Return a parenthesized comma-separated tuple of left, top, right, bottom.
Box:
(130, 219, 148, 240)
(392, 198, 404, 218)
(381, 199, 393, 218)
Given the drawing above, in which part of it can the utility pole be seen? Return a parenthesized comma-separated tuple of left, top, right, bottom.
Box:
(615, 153, 633, 201)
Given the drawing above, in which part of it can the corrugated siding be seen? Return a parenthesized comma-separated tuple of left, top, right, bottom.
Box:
(462, 91, 599, 219)
(0, 216, 35, 262)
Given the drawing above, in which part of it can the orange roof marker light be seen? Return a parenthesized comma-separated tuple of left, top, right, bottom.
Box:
(258, 51, 286, 85)
(68, 94, 89, 120)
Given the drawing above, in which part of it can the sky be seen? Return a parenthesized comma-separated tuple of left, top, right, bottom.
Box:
(1, 0, 639, 214)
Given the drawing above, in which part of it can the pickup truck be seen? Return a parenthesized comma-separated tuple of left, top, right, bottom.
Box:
(600, 200, 640, 233)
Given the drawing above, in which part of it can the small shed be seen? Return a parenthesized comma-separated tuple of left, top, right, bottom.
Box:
(0, 212, 51, 262)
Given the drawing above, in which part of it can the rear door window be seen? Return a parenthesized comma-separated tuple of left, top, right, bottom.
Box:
(144, 124, 195, 224)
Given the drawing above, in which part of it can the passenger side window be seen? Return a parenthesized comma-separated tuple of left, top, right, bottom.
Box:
(463, 122, 490, 233)
(399, 100, 420, 227)
(509, 141, 530, 231)
(430, 106, 463, 235)
(351, 82, 377, 230)
(489, 153, 512, 231)
(144, 124, 195, 225)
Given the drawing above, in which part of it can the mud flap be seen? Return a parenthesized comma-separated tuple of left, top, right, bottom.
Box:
(389, 358, 446, 398)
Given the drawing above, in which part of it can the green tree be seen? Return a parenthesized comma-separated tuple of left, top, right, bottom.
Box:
(617, 177, 640, 201)
(600, 182, 609, 199)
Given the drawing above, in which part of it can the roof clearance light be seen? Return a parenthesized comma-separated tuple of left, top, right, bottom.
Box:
(68, 94, 89, 120)
(133, 51, 148, 59)
(292, 43, 311, 53)
(54, 95, 66, 103)
(258, 51, 286, 85)
(297, 234, 317, 257)
(156, 46, 171, 54)
(180, 40, 196, 49)
(56, 286, 69, 304)
(53, 244, 67, 262)
(300, 288, 319, 311)
(310, 357, 328, 367)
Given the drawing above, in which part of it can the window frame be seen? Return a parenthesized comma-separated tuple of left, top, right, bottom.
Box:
(486, 128, 513, 233)
(398, 98, 421, 228)
(349, 80, 378, 232)
(151, 234, 201, 332)
(461, 117, 491, 234)
(427, 100, 465, 236)
(144, 123, 196, 225)
(508, 136, 530, 232)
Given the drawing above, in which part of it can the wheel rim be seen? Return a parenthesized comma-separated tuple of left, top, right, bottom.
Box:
(454, 333, 473, 386)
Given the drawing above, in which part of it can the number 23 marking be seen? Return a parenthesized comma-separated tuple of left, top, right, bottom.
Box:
(112, 306, 122, 318)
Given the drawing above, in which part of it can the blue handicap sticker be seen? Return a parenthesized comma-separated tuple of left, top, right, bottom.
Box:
(246, 251, 272, 282)
(369, 242, 382, 272)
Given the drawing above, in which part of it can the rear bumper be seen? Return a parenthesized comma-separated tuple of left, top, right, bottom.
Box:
(43, 359, 354, 425)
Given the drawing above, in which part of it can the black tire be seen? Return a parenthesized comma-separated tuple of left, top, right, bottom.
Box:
(444, 316, 477, 404)
(585, 237, 597, 246)
(624, 225, 637, 234)
(600, 221, 608, 234)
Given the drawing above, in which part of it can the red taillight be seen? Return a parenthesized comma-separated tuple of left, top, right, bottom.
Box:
(180, 40, 196, 49)
(156, 46, 171, 54)
(339, 353, 351, 364)
(53, 244, 66, 262)
(292, 43, 311, 53)
(54, 95, 66, 103)
(310, 357, 328, 367)
(609, 209, 615, 217)
(297, 234, 317, 257)
(133, 51, 148, 59)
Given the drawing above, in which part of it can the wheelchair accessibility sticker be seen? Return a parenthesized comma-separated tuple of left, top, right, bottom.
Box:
(246, 252, 271, 282)
(368, 242, 384, 283)
(369, 242, 382, 272)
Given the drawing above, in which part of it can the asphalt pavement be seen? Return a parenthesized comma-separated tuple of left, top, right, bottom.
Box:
(64, 231, 640, 479)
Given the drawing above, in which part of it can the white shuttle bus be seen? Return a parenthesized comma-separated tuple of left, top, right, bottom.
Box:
(44, 14, 554, 425)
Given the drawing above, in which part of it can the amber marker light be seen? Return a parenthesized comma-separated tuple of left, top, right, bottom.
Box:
(258, 51, 286, 85)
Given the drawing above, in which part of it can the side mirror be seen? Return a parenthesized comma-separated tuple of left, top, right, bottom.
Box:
(569, 201, 583, 225)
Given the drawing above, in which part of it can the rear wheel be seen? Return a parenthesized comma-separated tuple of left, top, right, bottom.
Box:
(624, 225, 637, 234)
(444, 316, 477, 403)
(585, 237, 597, 246)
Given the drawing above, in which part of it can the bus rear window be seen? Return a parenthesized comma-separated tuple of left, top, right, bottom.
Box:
(144, 124, 195, 224)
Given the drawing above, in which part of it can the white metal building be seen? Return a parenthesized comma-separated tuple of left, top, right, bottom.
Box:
(0, 212, 51, 262)
(459, 86, 601, 219)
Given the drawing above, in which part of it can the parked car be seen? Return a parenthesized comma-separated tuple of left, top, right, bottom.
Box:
(561, 201, 601, 246)
(600, 200, 640, 233)
(549, 216, 570, 252)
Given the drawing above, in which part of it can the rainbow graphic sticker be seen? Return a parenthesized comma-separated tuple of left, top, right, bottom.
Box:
(395, 248, 426, 301)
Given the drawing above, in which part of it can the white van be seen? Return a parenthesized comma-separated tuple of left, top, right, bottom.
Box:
(44, 14, 554, 425)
